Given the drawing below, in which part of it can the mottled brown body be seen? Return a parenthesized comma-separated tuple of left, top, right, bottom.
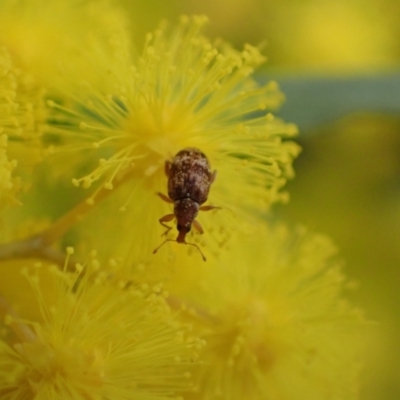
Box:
(168, 148, 212, 205)
(153, 148, 218, 261)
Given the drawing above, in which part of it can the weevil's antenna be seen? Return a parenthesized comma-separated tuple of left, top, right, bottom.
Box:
(153, 239, 206, 262)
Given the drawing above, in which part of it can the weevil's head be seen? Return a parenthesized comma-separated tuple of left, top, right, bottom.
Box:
(174, 198, 199, 243)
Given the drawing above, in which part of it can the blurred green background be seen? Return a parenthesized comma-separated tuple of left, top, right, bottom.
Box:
(119, 1, 400, 398)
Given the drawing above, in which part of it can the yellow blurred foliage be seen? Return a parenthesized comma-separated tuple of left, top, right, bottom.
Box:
(120, 0, 400, 71)
(278, 116, 400, 400)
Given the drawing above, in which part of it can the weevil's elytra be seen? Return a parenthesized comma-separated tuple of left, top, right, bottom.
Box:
(153, 147, 219, 261)
(167, 148, 212, 205)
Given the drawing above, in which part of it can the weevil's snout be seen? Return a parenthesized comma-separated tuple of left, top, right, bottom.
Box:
(176, 224, 191, 243)
(174, 199, 199, 243)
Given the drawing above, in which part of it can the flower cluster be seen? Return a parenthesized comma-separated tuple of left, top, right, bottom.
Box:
(0, 253, 201, 399)
(0, 46, 45, 208)
(0, 1, 364, 399)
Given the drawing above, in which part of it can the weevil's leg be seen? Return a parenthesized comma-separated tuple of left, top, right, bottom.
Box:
(153, 238, 206, 262)
(185, 241, 207, 262)
(199, 205, 221, 211)
(157, 192, 173, 203)
(159, 213, 175, 236)
(192, 219, 204, 234)
(153, 238, 174, 255)
(164, 160, 171, 176)
(210, 170, 217, 184)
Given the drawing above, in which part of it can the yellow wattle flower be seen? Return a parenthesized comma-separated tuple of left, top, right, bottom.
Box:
(48, 15, 298, 200)
(169, 223, 364, 400)
(0, 252, 202, 399)
(0, 46, 45, 206)
(44, 15, 300, 264)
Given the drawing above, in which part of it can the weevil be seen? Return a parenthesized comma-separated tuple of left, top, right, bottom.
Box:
(153, 147, 218, 261)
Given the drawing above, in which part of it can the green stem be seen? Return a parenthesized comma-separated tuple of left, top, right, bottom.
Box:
(0, 169, 133, 264)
